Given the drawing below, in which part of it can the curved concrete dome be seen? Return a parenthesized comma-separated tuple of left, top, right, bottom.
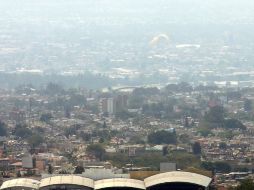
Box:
(0, 178, 40, 190)
(144, 171, 212, 188)
(95, 178, 145, 190)
(40, 175, 94, 189)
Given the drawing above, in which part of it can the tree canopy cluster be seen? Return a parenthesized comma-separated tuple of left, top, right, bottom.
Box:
(231, 179, 254, 190)
(74, 165, 84, 174)
(0, 121, 7, 136)
(132, 87, 160, 97)
(40, 113, 53, 123)
(203, 106, 246, 130)
(105, 150, 200, 170)
(192, 142, 202, 155)
(165, 82, 193, 93)
(201, 161, 231, 173)
(13, 124, 44, 148)
(86, 144, 106, 161)
(148, 130, 177, 145)
(14, 124, 32, 138)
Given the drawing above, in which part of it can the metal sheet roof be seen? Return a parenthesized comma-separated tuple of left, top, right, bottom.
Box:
(144, 172, 212, 188)
(40, 175, 94, 188)
(0, 178, 40, 190)
(95, 178, 146, 190)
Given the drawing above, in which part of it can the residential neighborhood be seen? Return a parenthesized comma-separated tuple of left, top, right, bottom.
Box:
(0, 83, 253, 189)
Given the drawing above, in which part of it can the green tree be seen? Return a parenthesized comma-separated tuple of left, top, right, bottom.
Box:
(178, 82, 193, 92)
(219, 142, 227, 149)
(128, 96, 144, 109)
(162, 146, 169, 156)
(235, 179, 254, 190)
(201, 161, 214, 172)
(40, 113, 53, 123)
(74, 165, 84, 174)
(148, 130, 177, 145)
(165, 82, 193, 93)
(0, 121, 7, 136)
(244, 99, 252, 112)
(99, 138, 105, 143)
(214, 161, 231, 173)
(116, 110, 136, 120)
(179, 134, 191, 144)
(184, 117, 189, 128)
(129, 135, 146, 144)
(168, 151, 201, 169)
(16, 171, 21, 177)
(48, 164, 53, 174)
(80, 131, 91, 142)
(105, 151, 169, 170)
(205, 106, 224, 124)
(201, 161, 231, 173)
(197, 126, 213, 137)
(68, 94, 87, 107)
(14, 124, 32, 138)
(59, 170, 69, 174)
(218, 130, 234, 139)
(192, 142, 202, 155)
(227, 91, 241, 100)
(27, 134, 43, 148)
(102, 121, 107, 128)
(45, 82, 64, 95)
(86, 144, 106, 161)
(224, 119, 246, 130)
(165, 84, 178, 92)
(64, 124, 82, 137)
(132, 87, 159, 97)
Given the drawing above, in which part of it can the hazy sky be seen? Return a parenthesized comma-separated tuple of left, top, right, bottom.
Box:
(1, 0, 254, 24)
(0, 0, 254, 74)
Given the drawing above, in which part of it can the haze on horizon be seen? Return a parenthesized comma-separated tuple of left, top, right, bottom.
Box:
(0, 0, 254, 88)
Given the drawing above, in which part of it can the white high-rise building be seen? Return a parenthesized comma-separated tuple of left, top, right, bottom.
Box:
(107, 98, 115, 115)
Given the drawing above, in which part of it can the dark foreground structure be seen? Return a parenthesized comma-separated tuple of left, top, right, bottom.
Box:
(145, 172, 211, 190)
(0, 171, 212, 190)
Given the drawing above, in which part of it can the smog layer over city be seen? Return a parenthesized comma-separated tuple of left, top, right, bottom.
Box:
(0, 1, 254, 190)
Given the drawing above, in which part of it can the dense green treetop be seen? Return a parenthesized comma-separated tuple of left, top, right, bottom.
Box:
(148, 130, 177, 145)
(0, 121, 7, 136)
(86, 144, 106, 161)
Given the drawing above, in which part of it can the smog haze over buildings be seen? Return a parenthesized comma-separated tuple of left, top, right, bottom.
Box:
(0, 0, 254, 88)
(1, 1, 254, 189)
